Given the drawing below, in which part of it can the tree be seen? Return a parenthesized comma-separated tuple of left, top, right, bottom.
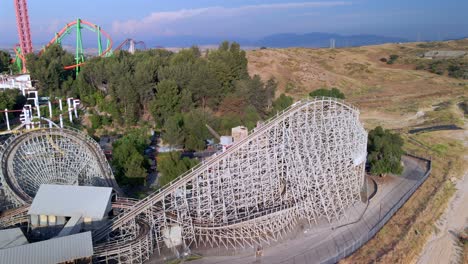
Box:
(162, 113, 184, 147)
(157, 152, 199, 187)
(271, 93, 294, 114)
(309, 88, 345, 99)
(234, 75, 276, 116)
(183, 109, 213, 151)
(26, 44, 75, 96)
(0, 90, 26, 122)
(0, 50, 11, 73)
(170, 47, 200, 65)
(149, 80, 181, 127)
(112, 129, 149, 186)
(243, 106, 261, 130)
(187, 60, 221, 108)
(208, 41, 249, 92)
(367, 126, 404, 176)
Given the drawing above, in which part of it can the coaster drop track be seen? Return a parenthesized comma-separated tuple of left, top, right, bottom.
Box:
(15, 18, 113, 74)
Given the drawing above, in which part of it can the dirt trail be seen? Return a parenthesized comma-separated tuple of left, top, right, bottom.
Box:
(416, 124, 468, 264)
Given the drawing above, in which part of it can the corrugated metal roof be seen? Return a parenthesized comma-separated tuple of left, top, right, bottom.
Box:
(0, 231, 93, 264)
(0, 228, 28, 249)
(28, 184, 112, 219)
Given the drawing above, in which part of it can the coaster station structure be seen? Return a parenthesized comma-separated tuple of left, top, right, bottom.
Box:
(0, 98, 368, 263)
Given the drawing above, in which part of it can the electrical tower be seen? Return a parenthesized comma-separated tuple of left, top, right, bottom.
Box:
(14, 0, 33, 73)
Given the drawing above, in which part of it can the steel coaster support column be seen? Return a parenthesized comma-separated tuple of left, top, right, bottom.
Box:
(75, 19, 85, 75)
(97, 26, 102, 56)
(106, 39, 113, 57)
(14, 47, 23, 73)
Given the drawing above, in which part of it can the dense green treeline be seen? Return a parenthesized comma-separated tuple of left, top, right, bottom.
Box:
(25, 42, 294, 187)
(26, 42, 293, 152)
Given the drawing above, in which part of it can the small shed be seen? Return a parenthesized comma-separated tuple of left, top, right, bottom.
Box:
(28, 184, 112, 227)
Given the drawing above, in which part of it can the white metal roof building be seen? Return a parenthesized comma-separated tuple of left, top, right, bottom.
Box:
(0, 231, 93, 264)
(0, 228, 28, 249)
(28, 184, 113, 220)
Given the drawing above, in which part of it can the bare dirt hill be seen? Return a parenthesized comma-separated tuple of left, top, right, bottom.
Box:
(247, 40, 467, 129)
(247, 40, 468, 263)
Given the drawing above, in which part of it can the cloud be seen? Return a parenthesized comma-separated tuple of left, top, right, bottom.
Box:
(112, 1, 351, 35)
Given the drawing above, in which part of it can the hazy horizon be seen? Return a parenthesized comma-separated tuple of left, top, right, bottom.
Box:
(1, 0, 467, 47)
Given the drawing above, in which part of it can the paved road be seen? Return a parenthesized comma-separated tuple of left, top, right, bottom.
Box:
(189, 156, 429, 264)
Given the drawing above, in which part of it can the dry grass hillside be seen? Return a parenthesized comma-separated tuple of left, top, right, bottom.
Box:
(247, 39, 467, 129)
(247, 40, 467, 263)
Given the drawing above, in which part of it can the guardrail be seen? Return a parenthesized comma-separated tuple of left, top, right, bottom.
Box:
(319, 155, 432, 264)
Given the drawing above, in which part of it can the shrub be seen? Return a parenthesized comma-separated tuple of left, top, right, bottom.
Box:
(90, 114, 102, 129)
(367, 126, 404, 176)
(309, 88, 345, 99)
(386, 54, 399, 65)
(157, 152, 199, 187)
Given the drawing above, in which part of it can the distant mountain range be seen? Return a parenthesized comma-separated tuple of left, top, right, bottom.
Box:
(143, 32, 409, 49)
(253, 33, 409, 48)
(0, 32, 422, 51)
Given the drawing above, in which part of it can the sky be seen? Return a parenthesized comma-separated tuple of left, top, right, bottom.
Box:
(1, 0, 467, 46)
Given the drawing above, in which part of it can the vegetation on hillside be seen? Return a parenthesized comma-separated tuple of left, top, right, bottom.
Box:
(270, 93, 294, 115)
(24, 41, 296, 186)
(367, 126, 404, 176)
(157, 151, 199, 187)
(0, 50, 11, 73)
(309, 87, 345, 99)
(0, 90, 26, 122)
(415, 59, 468, 79)
(111, 129, 150, 186)
(26, 44, 76, 97)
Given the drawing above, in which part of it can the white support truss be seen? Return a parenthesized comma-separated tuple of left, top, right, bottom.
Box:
(93, 97, 368, 261)
(0, 98, 367, 263)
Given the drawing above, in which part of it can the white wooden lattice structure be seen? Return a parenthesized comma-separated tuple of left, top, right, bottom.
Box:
(0, 98, 367, 263)
(93, 97, 367, 262)
(0, 128, 121, 207)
